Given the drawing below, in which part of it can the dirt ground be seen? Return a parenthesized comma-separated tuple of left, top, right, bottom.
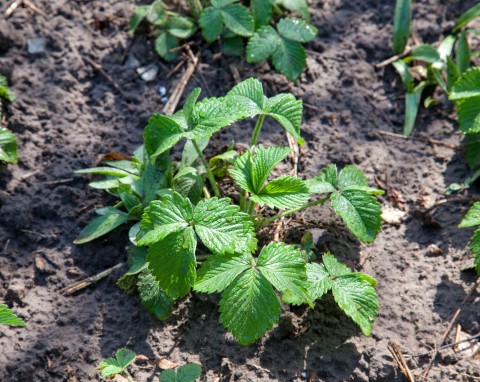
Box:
(0, 0, 479, 381)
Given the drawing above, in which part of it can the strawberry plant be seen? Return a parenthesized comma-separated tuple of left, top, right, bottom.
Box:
(0, 304, 25, 326)
(459, 202, 480, 275)
(77, 78, 383, 344)
(129, 0, 317, 81)
(0, 74, 18, 164)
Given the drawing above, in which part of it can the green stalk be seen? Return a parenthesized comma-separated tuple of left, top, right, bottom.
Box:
(192, 139, 221, 198)
(188, 0, 202, 19)
(250, 114, 266, 147)
(255, 196, 330, 228)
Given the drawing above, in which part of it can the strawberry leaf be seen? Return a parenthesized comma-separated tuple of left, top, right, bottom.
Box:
(277, 18, 317, 43)
(97, 348, 136, 378)
(252, 175, 310, 209)
(0, 304, 25, 326)
(144, 114, 185, 160)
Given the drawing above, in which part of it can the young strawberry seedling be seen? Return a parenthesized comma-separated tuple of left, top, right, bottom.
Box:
(459, 201, 480, 275)
(77, 78, 383, 344)
(0, 74, 18, 164)
(129, 0, 317, 81)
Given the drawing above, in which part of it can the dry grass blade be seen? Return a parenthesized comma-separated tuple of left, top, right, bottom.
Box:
(388, 340, 415, 382)
(60, 263, 124, 295)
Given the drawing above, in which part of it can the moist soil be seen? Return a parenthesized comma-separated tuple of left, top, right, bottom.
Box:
(1, 0, 479, 381)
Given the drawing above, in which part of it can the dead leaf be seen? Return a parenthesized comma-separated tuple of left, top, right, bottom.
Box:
(135, 354, 149, 365)
(381, 206, 407, 225)
(426, 244, 442, 256)
(156, 358, 178, 369)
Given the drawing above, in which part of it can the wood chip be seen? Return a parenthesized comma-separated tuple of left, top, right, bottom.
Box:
(381, 206, 407, 225)
(156, 358, 177, 369)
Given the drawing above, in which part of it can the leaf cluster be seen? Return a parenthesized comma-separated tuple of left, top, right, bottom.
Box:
(130, 0, 317, 81)
(76, 78, 382, 344)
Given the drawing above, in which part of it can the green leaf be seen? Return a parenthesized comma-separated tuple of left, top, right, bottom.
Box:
(124, 246, 148, 276)
(404, 44, 439, 63)
(172, 167, 203, 202)
(246, 25, 280, 63)
(74, 167, 132, 177)
(138, 193, 193, 246)
(447, 56, 460, 91)
(470, 230, 480, 275)
(305, 262, 333, 300)
(330, 189, 382, 243)
(147, 228, 197, 299)
(181, 137, 208, 168)
(138, 269, 174, 320)
(183, 88, 202, 122)
(331, 274, 379, 336)
(453, 3, 480, 32)
(209, 149, 238, 177)
(272, 38, 306, 82)
(277, 18, 317, 43)
(97, 348, 136, 378)
(393, 0, 411, 54)
(199, 7, 223, 42)
(129, 5, 149, 34)
(0, 128, 17, 164)
(392, 60, 414, 91)
(437, 35, 456, 61)
(403, 82, 427, 137)
(459, 202, 480, 228)
(450, 67, 480, 100)
(226, 77, 265, 116)
(159, 364, 202, 382)
(194, 253, 252, 293)
(155, 32, 179, 61)
(74, 209, 133, 244)
(251, 0, 273, 28)
(306, 164, 338, 194)
(257, 242, 311, 306)
(219, 268, 281, 345)
(277, 0, 310, 20)
(147, 0, 168, 25)
(0, 75, 15, 103)
(265, 93, 304, 144)
(456, 96, 480, 133)
(338, 165, 384, 195)
(0, 304, 25, 326)
(193, 197, 257, 254)
(466, 133, 480, 170)
(185, 97, 247, 140)
(167, 16, 196, 39)
(144, 114, 185, 160)
(322, 252, 351, 276)
(222, 4, 254, 37)
(456, 31, 471, 74)
(252, 175, 310, 209)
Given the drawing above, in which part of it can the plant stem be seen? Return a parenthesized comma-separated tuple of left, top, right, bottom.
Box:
(250, 114, 266, 147)
(188, 0, 202, 19)
(192, 139, 221, 198)
(255, 196, 330, 228)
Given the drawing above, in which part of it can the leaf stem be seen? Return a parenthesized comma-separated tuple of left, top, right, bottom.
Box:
(250, 114, 266, 147)
(255, 196, 330, 228)
(192, 139, 221, 198)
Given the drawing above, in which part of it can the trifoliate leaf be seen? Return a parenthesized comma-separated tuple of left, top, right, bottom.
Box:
(265, 93, 304, 144)
(167, 16, 196, 39)
(144, 114, 185, 160)
(0, 304, 25, 326)
(138, 193, 193, 246)
(252, 175, 310, 209)
(199, 7, 223, 42)
(138, 269, 174, 320)
(330, 190, 382, 243)
(97, 348, 136, 378)
(221, 4, 254, 37)
(246, 25, 280, 63)
(305, 262, 333, 300)
(459, 202, 480, 228)
(257, 242, 311, 306)
(74, 209, 133, 244)
(219, 268, 281, 345)
(450, 67, 480, 100)
(0, 129, 18, 164)
(251, 0, 273, 27)
(193, 197, 257, 254)
(159, 363, 202, 382)
(272, 39, 306, 82)
(230, 145, 291, 194)
(331, 274, 379, 336)
(185, 97, 247, 140)
(155, 32, 178, 61)
(147, 228, 197, 299)
(277, 18, 317, 43)
(194, 253, 252, 293)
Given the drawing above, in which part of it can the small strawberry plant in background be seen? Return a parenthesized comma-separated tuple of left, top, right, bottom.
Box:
(459, 202, 480, 275)
(0, 304, 25, 327)
(76, 78, 383, 344)
(0, 74, 18, 164)
(129, 0, 317, 81)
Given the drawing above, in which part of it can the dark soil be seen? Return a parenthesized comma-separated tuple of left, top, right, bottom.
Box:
(1, 0, 479, 381)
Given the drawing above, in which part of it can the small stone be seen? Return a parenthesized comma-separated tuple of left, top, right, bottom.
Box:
(137, 66, 158, 82)
(161, 96, 168, 104)
(27, 38, 46, 54)
(159, 85, 167, 96)
(125, 54, 140, 69)
(426, 243, 442, 256)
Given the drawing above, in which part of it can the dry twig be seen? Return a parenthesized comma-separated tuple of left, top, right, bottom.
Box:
(388, 340, 415, 382)
(60, 263, 124, 295)
(375, 47, 412, 68)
